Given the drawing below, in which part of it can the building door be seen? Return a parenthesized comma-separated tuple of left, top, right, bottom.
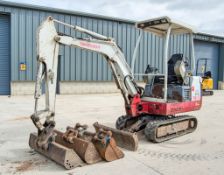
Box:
(194, 40, 219, 89)
(0, 14, 10, 95)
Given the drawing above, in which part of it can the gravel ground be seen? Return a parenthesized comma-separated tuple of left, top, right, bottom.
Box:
(0, 91, 224, 175)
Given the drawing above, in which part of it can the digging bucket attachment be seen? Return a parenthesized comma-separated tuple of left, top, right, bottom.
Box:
(93, 122, 139, 151)
(29, 133, 85, 169)
(54, 129, 102, 164)
(58, 123, 124, 162)
(92, 128, 124, 161)
(29, 123, 125, 169)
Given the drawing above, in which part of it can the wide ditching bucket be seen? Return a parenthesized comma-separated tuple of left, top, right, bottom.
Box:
(29, 123, 125, 169)
(29, 133, 84, 169)
(94, 122, 139, 151)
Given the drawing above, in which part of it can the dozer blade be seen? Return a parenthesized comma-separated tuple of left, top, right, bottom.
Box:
(29, 133, 85, 169)
(92, 129, 124, 161)
(144, 115, 197, 143)
(54, 130, 102, 164)
(93, 122, 138, 151)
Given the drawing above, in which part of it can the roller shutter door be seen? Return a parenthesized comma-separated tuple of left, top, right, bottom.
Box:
(0, 14, 10, 95)
(194, 40, 219, 89)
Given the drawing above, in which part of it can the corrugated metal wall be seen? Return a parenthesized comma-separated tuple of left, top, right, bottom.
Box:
(0, 4, 192, 82)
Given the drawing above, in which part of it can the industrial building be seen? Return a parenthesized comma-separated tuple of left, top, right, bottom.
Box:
(0, 1, 223, 95)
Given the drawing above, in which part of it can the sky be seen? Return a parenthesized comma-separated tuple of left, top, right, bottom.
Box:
(4, 0, 224, 36)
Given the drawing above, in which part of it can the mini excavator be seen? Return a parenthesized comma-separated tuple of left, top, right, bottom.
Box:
(29, 16, 202, 169)
(196, 58, 214, 96)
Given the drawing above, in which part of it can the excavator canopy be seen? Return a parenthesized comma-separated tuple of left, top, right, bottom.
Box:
(136, 16, 197, 36)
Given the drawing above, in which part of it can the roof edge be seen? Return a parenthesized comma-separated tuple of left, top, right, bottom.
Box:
(195, 32, 224, 43)
(197, 32, 224, 40)
(1, 0, 224, 43)
(0, 0, 136, 24)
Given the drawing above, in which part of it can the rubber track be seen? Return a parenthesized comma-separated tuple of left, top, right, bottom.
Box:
(144, 115, 197, 143)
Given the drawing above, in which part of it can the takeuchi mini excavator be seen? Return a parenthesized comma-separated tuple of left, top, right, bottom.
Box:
(29, 16, 202, 169)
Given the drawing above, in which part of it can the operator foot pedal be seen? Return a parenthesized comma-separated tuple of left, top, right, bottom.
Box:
(29, 133, 85, 169)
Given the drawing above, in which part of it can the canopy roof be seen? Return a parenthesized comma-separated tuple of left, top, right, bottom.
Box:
(136, 16, 197, 36)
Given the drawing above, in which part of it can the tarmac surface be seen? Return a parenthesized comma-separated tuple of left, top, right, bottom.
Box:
(0, 91, 224, 175)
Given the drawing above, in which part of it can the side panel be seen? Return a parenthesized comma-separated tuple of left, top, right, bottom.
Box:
(140, 100, 202, 116)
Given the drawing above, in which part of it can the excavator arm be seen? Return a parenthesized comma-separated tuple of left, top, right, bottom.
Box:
(31, 16, 140, 146)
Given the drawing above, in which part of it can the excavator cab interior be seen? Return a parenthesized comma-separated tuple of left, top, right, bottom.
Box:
(134, 16, 198, 102)
(143, 53, 192, 102)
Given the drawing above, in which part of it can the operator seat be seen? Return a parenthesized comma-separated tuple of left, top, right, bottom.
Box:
(167, 53, 186, 84)
(153, 53, 187, 84)
(143, 53, 188, 98)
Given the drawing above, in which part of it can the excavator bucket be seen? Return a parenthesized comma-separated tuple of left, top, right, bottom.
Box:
(94, 122, 139, 151)
(92, 128, 124, 161)
(54, 129, 102, 164)
(59, 124, 124, 162)
(29, 133, 85, 169)
(29, 123, 124, 169)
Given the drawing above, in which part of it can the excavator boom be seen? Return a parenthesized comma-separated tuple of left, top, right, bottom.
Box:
(29, 16, 140, 169)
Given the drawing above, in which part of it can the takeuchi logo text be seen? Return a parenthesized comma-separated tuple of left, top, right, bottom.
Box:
(80, 41, 101, 49)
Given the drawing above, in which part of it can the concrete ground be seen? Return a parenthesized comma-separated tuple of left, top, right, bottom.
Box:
(0, 91, 224, 175)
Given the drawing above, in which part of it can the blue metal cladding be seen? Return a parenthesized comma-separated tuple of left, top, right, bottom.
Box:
(0, 4, 193, 82)
(0, 14, 10, 95)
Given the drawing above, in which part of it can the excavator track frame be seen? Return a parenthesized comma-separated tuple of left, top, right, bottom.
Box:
(115, 114, 197, 143)
(144, 115, 197, 143)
